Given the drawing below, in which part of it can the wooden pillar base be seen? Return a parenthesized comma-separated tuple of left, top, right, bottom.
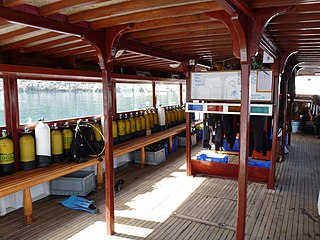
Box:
(23, 188, 33, 224)
(140, 147, 145, 168)
(97, 162, 104, 190)
(169, 136, 173, 153)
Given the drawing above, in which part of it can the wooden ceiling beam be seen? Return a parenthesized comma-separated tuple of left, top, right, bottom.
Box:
(89, 2, 222, 29)
(118, 38, 185, 63)
(126, 22, 226, 39)
(19, 36, 81, 54)
(128, 14, 211, 32)
(52, 46, 95, 58)
(268, 22, 320, 32)
(69, 0, 215, 24)
(2, 0, 29, 7)
(0, 6, 104, 48)
(246, 1, 320, 9)
(270, 13, 320, 24)
(0, 27, 39, 42)
(140, 28, 229, 43)
(40, 42, 91, 56)
(151, 34, 231, 47)
(0, 32, 61, 51)
(165, 41, 232, 50)
(39, 0, 108, 17)
(272, 30, 320, 37)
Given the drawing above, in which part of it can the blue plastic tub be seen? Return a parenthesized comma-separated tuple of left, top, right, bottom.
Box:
(172, 138, 178, 153)
(223, 138, 239, 152)
(163, 143, 168, 158)
(196, 153, 228, 163)
(248, 159, 271, 168)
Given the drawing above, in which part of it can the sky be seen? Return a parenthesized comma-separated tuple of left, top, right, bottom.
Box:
(295, 76, 320, 95)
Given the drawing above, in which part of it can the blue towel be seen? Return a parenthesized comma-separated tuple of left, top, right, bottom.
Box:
(60, 195, 99, 214)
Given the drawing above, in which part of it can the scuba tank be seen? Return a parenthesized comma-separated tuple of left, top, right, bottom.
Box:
(177, 106, 183, 124)
(0, 130, 15, 176)
(19, 127, 36, 171)
(92, 119, 103, 142)
(172, 107, 177, 126)
(168, 107, 175, 127)
(139, 111, 146, 136)
(124, 114, 131, 141)
(173, 106, 179, 125)
(117, 114, 126, 143)
(144, 110, 151, 135)
(165, 107, 171, 129)
(112, 116, 118, 144)
(157, 105, 166, 131)
(135, 112, 141, 137)
(51, 123, 64, 163)
(35, 118, 51, 167)
(152, 108, 159, 133)
(129, 112, 136, 138)
(149, 109, 154, 133)
(62, 122, 73, 162)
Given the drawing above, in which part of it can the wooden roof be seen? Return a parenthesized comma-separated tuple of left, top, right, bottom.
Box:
(0, 0, 319, 75)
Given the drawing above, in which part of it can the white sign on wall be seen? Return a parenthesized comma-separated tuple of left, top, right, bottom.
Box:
(190, 70, 273, 102)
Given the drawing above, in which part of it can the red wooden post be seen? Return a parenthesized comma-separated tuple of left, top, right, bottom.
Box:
(3, 75, 20, 170)
(183, 61, 195, 176)
(268, 59, 280, 189)
(99, 24, 133, 235)
(152, 81, 156, 107)
(179, 82, 183, 106)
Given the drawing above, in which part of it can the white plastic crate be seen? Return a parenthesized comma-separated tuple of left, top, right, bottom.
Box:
(134, 148, 166, 165)
(178, 134, 197, 147)
(50, 171, 96, 196)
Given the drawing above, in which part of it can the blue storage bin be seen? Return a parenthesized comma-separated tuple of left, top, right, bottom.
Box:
(196, 153, 228, 163)
(197, 129, 203, 141)
(172, 138, 178, 153)
(248, 159, 271, 168)
(164, 143, 168, 158)
(223, 138, 239, 152)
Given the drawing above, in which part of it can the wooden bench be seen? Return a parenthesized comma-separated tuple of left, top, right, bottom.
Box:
(0, 159, 103, 224)
(0, 122, 202, 224)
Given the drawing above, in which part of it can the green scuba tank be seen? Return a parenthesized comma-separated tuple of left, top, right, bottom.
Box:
(124, 114, 131, 140)
(129, 112, 136, 138)
(135, 112, 141, 137)
(51, 123, 64, 163)
(139, 111, 146, 136)
(112, 116, 118, 144)
(117, 114, 126, 143)
(19, 127, 36, 171)
(62, 122, 73, 160)
(0, 130, 15, 176)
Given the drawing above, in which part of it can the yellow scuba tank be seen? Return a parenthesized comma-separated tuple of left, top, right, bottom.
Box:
(149, 109, 154, 132)
(19, 127, 36, 171)
(0, 130, 15, 176)
(51, 123, 64, 163)
(112, 116, 118, 144)
(177, 106, 182, 124)
(62, 122, 73, 159)
(169, 107, 176, 126)
(117, 114, 126, 143)
(135, 112, 141, 137)
(129, 112, 136, 138)
(140, 111, 146, 136)
(165, 107, 171, 128)
(92, 119, 103, 142)
(144, 110, 151, 135)
(152, 109, 159, 132)
(124, 114, 131, 140)
(173, 107, 179, 125)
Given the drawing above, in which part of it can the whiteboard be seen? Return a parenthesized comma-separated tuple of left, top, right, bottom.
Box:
(191, 70, 272, 102)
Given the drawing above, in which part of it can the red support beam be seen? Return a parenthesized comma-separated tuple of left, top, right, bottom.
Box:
(152, 81, 156, 108)
(182, 61, 195, 176)
(3, 75, 20, 171)
(100, 24, 133, 235)
(268, 59, 280, 189)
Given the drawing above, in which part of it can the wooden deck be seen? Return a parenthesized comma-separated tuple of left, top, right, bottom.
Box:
(0, 134, 319, 240)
